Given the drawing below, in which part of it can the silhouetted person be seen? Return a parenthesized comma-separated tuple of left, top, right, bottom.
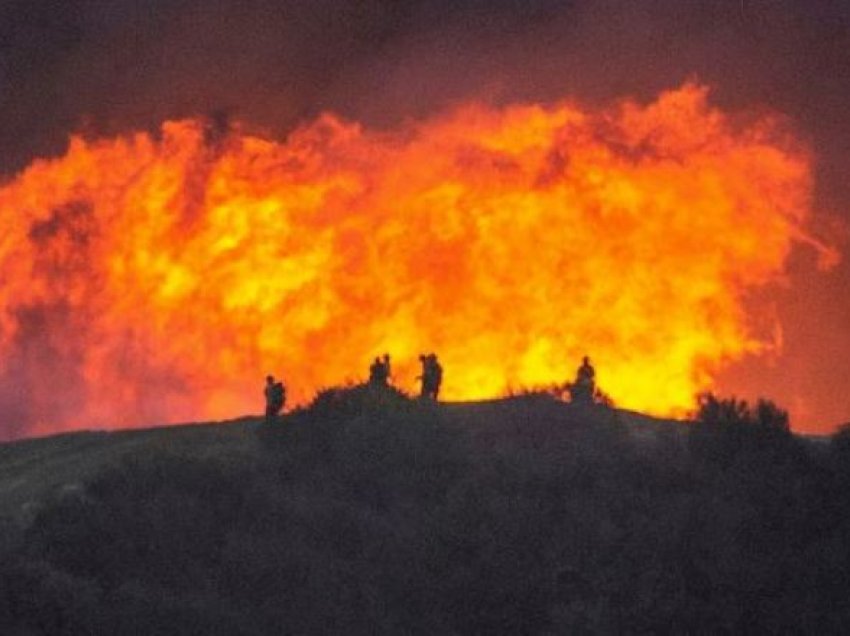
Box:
(369, 357, 383, 386)
(369, 355, 391, 387)
(418, 355, 430, 398)
(577, 356, 595, 385)
(375, 354, 392, 386)
(571, 356, 595, 404)
(382, 353, 391, 385)
(430, 354, 443, 400)
(418, 353, 443, 400)
(264, 374, 286, 423)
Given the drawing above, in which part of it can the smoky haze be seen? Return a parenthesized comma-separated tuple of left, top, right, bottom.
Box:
(1, 0, 848, 433)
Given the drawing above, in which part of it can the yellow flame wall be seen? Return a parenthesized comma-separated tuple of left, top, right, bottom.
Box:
(0, 83, 812, 433)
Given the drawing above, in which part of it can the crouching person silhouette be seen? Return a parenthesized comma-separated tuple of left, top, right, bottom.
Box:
(418, 353, 443, 400)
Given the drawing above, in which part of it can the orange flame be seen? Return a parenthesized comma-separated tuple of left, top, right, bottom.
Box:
(0, 83, 815, 433)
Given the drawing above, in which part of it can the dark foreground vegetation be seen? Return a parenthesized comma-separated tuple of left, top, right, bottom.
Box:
(2, 387, 850, 634)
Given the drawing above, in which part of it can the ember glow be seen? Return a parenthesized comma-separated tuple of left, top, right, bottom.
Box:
(0, 84, 817, 433)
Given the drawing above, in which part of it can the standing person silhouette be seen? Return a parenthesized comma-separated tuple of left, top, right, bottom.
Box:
(382, 353, 392, 385)
(429, 354, 443, 400)
(418, 353, 443, 400)
(369, 357, 383, 386)
(264, 374, 286, 423)
(369, 355, 391, 387)
(418, 355, 431, 398)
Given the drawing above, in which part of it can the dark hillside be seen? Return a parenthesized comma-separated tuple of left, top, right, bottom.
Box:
(1, 388, 849, 634)
(0, 419, 259, 518)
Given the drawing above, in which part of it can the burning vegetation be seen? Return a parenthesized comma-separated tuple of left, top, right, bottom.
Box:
(0, 83, 817, 434)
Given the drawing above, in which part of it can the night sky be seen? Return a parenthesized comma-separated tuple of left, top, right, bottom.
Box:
(1, 0, 848, 430)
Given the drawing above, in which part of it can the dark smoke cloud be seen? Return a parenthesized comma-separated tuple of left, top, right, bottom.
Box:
(1, 0, 849, 430)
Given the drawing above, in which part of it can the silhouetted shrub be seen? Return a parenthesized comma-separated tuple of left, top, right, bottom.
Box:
(689, 393, 796, 467)
(302, 382, 412, 424)
(694, 393, 790, 433)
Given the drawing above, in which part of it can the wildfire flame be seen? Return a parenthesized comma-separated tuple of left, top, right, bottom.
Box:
(0, 83, 816, 434)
